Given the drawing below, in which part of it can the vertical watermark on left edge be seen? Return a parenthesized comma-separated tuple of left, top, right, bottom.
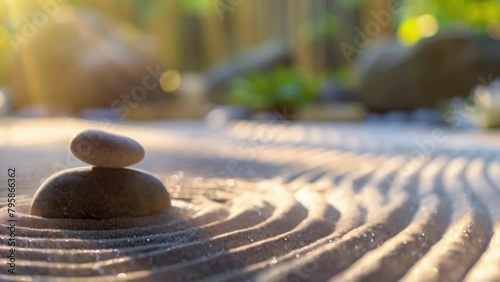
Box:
(6, 168, 16, 275)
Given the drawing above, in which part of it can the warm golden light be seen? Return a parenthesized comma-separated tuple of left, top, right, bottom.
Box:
(398, 14, 439, 45)
(3, 0, 26, 27)
(417, 14, 439, 38)
(0, 26, 8, 48)
(160, 70, 181, 93)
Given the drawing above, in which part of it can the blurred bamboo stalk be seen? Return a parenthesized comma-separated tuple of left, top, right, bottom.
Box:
(361, 0, 394, 37)
(5, 0, 363, 74)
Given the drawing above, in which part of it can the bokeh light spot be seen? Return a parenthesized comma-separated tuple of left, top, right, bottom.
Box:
(398, 18, 420, 45)
(398, 14, 439, 45)
(160, 70, 181, 93)
(416, 14, 439, 38)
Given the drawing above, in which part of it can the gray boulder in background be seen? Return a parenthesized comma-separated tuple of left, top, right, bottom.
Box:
(357, 31, 500, 112)
(9, 7, 164, 115)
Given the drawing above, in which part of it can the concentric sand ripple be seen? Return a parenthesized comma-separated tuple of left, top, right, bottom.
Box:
(0, 119, 499, 281)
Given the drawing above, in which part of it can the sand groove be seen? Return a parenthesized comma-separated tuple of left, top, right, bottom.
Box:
(0, 120, 499, 281)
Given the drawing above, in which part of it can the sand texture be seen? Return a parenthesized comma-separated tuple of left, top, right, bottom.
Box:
(0, 118, 499, 281)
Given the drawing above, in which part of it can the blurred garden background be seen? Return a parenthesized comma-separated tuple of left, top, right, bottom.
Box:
(0, 0, 500, 127)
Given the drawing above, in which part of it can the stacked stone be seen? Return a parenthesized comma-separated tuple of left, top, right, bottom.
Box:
(29, 130, 171, 219)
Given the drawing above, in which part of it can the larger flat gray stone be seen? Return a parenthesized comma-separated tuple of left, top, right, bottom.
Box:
(29, 167, 171, 219)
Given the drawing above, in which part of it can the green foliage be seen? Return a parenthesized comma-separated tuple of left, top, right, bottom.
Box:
(401, 0, 500, 30)
(338, 0, 366, 8)
(227, 67, 320, 112)
(301, 14, 341, 40)
(124, 0, 213, 18)
(178, 0, 213, 16)
(396, 0, 500, 44)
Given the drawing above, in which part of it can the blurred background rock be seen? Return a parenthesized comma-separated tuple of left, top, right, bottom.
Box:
(0, 0, 499, 127)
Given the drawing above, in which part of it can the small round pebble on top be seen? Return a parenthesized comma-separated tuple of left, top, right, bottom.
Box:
(30, 129, 171, 219)
(70, 129, 145, 168)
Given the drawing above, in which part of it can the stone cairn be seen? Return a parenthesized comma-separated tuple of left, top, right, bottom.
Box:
(29, 129, 171, 219)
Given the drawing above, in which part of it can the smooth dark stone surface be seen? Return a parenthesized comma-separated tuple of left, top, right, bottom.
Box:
(319, 80, 356, 103)
(29, 167, 171, 219)
(357, 32, 500, 112)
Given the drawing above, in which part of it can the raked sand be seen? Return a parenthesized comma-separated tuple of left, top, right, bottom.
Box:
(0, 118, 498, 281)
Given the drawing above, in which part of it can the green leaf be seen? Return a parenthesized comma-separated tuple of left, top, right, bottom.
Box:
(226, 67, 319, 111)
